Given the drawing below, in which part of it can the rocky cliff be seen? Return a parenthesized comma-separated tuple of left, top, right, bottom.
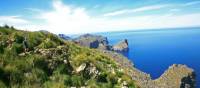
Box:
(99, 49, 196, 88)
(113, 39, 129, 52)
(153, 64, 196, 88)
(99, 50, 196, 88)
(74, 34, 111, 50)
(73, 34, 129, 53)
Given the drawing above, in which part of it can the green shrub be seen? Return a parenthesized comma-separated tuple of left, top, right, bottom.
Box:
(70, 75, 85, 86)
(0, 80, 7, 88)
(97, 72, 108, 83)
(11, 32, 24, 43)
(10, 43, 23, 54)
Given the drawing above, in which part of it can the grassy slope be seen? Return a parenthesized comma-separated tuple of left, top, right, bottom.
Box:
(0, 26, 138, 88)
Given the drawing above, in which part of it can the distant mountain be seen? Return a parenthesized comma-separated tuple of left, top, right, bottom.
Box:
(58, 34, 71, 40)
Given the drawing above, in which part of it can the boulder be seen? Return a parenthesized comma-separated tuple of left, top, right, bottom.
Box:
(112, 39, 129, 52)
(76, 63, 87, 73)
(122, 81, 128, 88)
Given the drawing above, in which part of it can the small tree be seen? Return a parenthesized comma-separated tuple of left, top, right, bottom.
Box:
(4, 24, 9, 29)
(11, 26, 15, 30)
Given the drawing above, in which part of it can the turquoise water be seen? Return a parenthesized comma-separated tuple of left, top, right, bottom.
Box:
(99, 28, 200, 87)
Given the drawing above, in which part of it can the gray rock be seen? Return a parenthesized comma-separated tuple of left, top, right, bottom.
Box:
(122, 81, 128, 88)
(76, 63, 87, 73)
(74, 34, 110, 49)
(73, 34, 129, 53)
(112, 39, 129, 52)
(131, 64, 196, 88)
(152, 64, 196, 88)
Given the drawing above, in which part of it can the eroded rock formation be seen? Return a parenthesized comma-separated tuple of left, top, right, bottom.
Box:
(113, 39, 129, 52)
(72, 34, 129, 53)
(74, 34, 111, 50)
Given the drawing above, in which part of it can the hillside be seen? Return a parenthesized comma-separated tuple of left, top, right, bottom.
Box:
(0, 26, 138, 88)
(0, 26, 196, 88)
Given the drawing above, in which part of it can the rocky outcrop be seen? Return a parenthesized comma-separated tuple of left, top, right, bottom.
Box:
(75, 62, 100, 78)
(152, 64, 196, 88)
(100, 50, 134, 67)
(59, 34, 129, 53)
(74, 34, 111, 50)
(129, 64, 196, 88)
(73, 34, 129, 53)
(122, 81, 128, 88)
(113, 39, 129, 52)
(76, 63, 87, 73)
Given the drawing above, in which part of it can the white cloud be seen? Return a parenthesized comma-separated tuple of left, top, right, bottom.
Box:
(0, 16, 45, 31)
(31, 0, 200, 34)
(38, 0, 92, 34)
(2, 0, 200, 34)
(0, 16, 29, 25)
(103, 5, 169, 16)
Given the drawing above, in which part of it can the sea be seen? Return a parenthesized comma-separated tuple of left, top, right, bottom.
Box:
(97, 27, 200, 87)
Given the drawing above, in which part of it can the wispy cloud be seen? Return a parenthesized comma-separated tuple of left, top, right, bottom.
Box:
(25, 8, 43, 13)
(103, 5, 169, 16)
(184, 1, 200, 6)
(169, 9, 181, 12)
(0, 16, 42, 31)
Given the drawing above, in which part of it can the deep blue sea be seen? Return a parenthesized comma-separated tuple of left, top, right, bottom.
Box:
(98, 28, 200, 87)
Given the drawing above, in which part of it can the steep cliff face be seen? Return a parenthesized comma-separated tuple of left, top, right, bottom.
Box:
(73, 34, 129, 53)
(98, 49, 196, 88)
(113, 39, 129, 52)
(74, 34, 111, 50)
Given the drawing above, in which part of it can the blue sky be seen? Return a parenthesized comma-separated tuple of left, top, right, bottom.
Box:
(0, 0, 200, 34)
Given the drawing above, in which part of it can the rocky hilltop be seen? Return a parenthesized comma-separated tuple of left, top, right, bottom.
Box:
(0, 26, 196, 88)
(73, 34, 111, 50)
(71, 34, 129, 52)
